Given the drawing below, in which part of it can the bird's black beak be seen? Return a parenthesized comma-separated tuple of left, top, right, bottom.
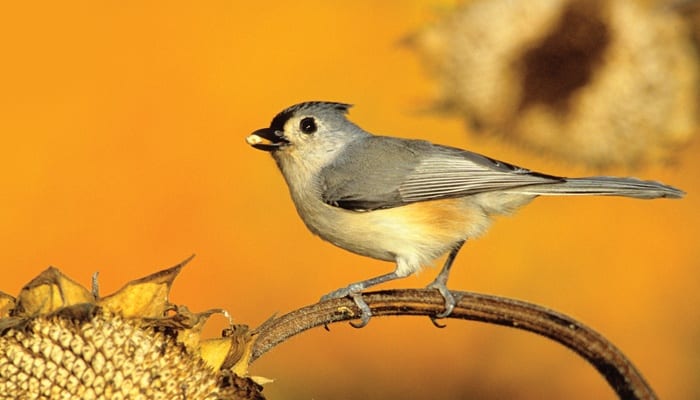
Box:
(246, 128, 289, 152)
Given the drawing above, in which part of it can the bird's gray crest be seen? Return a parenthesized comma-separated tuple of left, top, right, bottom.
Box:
(269, 101, 352, 132)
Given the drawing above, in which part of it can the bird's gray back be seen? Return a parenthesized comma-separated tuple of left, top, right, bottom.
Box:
(319, 136, 563, 211)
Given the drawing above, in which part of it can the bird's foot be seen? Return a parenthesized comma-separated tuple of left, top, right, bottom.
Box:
(321, 283, 372, 328)
(426, 280, 456, 326)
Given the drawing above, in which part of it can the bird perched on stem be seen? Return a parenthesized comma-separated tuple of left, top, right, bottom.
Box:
(247, 101, 684, 327)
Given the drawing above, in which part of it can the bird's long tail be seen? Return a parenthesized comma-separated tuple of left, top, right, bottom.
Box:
(516, 176, 684, 199)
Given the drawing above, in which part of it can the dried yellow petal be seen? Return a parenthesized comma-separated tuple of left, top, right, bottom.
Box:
(16, 267, 93, 315)
(99, 258, 188, 318)
(0, 292, 15, 319)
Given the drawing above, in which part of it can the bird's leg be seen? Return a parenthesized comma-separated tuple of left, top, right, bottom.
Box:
(321, 271, 402, 328)
(427, 240, 466, 319)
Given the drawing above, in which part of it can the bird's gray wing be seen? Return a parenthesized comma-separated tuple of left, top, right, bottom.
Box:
(320, 136, 564, 211)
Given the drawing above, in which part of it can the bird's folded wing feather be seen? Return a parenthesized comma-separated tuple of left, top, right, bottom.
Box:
(320, 136, 564, 211)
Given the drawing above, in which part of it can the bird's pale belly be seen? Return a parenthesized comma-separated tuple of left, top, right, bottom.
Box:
(296, 196, 492, 275)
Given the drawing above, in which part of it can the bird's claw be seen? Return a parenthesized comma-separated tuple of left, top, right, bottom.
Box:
(348, 291, 371, 328)
(427, 280, 456, 324)
(321, 284, 372, 328)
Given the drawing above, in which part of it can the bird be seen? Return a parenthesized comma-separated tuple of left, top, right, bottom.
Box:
(246, 101, 684, 327)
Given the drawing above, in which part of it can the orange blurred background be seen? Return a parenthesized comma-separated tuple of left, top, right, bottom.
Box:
(1, 1, 698, 399)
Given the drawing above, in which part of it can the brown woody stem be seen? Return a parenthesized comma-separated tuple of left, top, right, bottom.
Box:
(250, 289, 656, 400)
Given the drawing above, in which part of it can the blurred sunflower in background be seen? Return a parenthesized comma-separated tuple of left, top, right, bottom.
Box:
(409, 0, 700, 169)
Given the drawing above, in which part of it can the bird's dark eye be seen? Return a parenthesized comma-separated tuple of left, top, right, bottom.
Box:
(299, 117, 317, 134)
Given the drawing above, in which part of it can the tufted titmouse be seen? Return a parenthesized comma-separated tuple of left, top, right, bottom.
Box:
(246, 101, 684, 327)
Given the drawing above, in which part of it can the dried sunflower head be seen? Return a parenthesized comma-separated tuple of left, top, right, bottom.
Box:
(409, 0, 699, 168)
(0, 260, 265, 400)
